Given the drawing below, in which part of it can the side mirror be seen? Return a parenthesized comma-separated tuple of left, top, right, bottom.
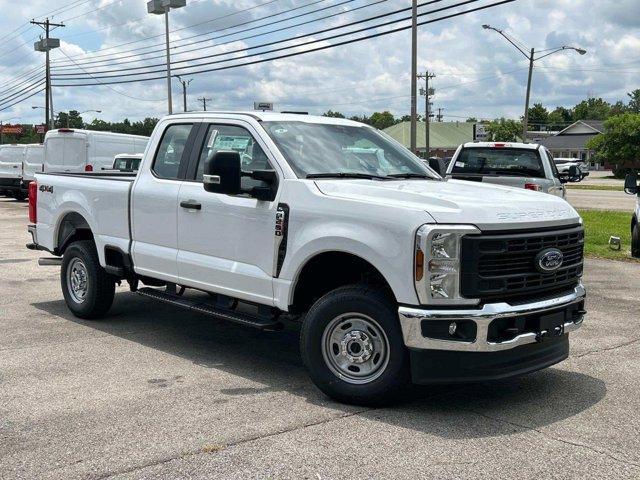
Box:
(624, 172, 638, 195)
(203, 150, 241, 195)
(568, 165, 581, 182)
(428, 158, 446, 177)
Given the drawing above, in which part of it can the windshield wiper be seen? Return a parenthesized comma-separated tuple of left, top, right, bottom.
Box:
(386, 173, 434, 179)
(306, 172, 389, 180)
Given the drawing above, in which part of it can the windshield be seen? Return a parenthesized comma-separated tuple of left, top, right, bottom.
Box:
(263, 121, 436, 179)
(450, 147, 545, 178)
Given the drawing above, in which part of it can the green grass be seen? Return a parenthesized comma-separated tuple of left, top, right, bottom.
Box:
(567, 184, 624, 191)
(578, 209, 638, 261)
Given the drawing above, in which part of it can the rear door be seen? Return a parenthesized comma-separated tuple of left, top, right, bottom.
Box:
(131, 122, 198, 282)
(23, 145, 44, 182)
(0, 146, 24, 179)
(543, 148, 565, 198)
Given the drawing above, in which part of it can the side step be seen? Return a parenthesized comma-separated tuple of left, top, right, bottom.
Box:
(136, 287, 283, 331)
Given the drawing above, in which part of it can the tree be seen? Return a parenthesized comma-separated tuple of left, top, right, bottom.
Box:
(54, 110, 84, 129)
(526, 103, 549, 131)
(573, 97, 612, 120)
(465, 117, 478, 123)
(628, 89, 640, 114)
(548, 106, 573, 130)
(586, 113, 640, 175)
(322, 110, 345, 118)
(368, 111, 396, 130)
(486, 118, 522, 142)
(610, 101, 628, 117)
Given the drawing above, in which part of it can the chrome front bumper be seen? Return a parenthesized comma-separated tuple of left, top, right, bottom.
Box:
(399, 284, 585, 352)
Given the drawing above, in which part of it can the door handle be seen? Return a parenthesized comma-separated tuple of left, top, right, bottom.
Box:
(180, 200, 202, 210)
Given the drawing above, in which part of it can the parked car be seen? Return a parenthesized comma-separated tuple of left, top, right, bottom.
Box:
(43, 128, 149, 174)
(554, 158, 589, 180)
(22, 144, 45, 188)
(624, 172, 640, 258)
(109, 153, 144, 172)
(0, 144, 27, 200)
(445, 142, 580, 198)
(27, 112, 586, 405)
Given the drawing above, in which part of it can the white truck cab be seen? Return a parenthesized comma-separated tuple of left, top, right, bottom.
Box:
(446, 142, 580, 197)
(27, 112, 587, 405)
(43, 128, 149, 174)
(0, 144, 27, 200)
(110, 153, 144, 172)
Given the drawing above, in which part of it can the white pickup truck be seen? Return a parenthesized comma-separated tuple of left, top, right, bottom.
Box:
(27, 112, 587, 405)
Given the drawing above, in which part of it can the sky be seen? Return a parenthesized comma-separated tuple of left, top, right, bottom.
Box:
(0, 0, 638, 126)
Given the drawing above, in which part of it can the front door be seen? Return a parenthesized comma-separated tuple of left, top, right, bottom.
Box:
(177, 122, 280, 305)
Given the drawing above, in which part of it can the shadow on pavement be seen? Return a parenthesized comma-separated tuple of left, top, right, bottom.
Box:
(32, 290, 607, 439)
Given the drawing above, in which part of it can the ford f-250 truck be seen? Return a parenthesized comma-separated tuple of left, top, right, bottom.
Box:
(26, 112, 586, 405)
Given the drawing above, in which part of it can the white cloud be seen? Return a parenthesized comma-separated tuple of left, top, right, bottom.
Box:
(0, 0, 638, 125)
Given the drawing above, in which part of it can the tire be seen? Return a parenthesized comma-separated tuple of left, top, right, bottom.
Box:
(632, 222, 640, 259)
(300, 285, 410, 406)
(61, 240, 116, 319)
(13, 191, 26, 202)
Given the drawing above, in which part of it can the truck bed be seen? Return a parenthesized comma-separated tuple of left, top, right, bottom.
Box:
(33, 172, 135, 264)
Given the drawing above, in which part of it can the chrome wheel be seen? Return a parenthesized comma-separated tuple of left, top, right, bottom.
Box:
(321, 313, 390, 384)
(67, 258, 89, 304)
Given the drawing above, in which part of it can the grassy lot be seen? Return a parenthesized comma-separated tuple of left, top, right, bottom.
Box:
(578, 209, 638, 261)
(567, 184, 624, 191)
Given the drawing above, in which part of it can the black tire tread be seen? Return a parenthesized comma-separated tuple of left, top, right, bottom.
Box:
(61, 240, 115, 319)
(632, 222, 640, 258)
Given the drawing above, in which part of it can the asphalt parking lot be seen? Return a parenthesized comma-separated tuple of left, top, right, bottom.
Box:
(1, 197, 639, 479)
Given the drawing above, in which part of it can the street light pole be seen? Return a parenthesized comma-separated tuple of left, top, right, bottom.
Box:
(482, 25, 586, 141)
(148, 0, 187, 115)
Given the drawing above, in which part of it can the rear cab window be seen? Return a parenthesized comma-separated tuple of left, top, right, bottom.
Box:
(152, 124, 194, 179)
(450, 147, 545, 179)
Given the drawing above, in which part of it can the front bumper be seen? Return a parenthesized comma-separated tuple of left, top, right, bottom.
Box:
(399, 284, 585, 353)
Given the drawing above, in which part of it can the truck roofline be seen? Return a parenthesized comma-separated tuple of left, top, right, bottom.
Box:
(163, 111, 367, 127)
(462, 141, 541, 149)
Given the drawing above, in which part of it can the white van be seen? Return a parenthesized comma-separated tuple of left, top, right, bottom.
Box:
(22, 144, 45, 184)
(43, 128, 149, 174)
(0, 144, 27, 199)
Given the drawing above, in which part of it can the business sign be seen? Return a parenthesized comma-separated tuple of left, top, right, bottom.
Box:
(34, 124, 47, 135)
(0, 124, 25, 135)
(474, 123, 488, 141)
(254, 102, 274, 111)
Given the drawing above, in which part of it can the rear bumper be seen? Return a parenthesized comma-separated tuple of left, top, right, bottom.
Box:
(399, 284, 585, 383)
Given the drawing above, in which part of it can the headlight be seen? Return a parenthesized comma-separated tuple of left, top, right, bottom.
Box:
(415, 225, 480, 305)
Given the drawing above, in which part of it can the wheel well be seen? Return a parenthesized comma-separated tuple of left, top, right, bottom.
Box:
(290, 252, 394, 314)
(57, 212, 93, 254)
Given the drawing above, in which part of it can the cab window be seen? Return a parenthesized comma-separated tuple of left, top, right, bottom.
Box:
(195, 124, 273, 189)
(152, 124, 193, 179)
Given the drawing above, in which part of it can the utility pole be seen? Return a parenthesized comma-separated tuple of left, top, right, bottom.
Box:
(522, 47, 534, 141)
(31, 18, 64, 131)
(176, 76, 192, 112)
(410, 0, 418, 154)
(418, 71, 435, 157)
(437, 107, 444, 122)
(197, 97, 212, 111)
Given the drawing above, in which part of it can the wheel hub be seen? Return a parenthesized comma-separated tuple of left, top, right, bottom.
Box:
(340, 330, 373, 364)
(67, 258, 88, 303)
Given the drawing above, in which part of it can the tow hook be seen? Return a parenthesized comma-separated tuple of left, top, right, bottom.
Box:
(535, 330, 548, 343)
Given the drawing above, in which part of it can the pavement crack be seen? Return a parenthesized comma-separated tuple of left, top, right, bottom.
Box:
(573, 337, 640, 359)
(467, 409, 640, 470)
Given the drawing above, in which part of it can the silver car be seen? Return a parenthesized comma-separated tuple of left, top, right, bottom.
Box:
(444, 142, 579, 198)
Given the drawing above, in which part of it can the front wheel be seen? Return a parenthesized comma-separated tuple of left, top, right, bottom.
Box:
(300, 285, 410, 406)
(61, 240, 116, 319)
(632, 222, 640, 258)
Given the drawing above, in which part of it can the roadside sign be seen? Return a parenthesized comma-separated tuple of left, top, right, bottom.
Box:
(0, 124, 25, 135)
(254, 102, 274, 111)
(474, 123, 488, 141)
(34, 125, 47, 135)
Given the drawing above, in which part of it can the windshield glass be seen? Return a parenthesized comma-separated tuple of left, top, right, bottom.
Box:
(263, 121, 435, 179)
(451, 147, 544, 178)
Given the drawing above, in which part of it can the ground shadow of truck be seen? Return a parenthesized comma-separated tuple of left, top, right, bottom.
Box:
(32, 290, 607, 441)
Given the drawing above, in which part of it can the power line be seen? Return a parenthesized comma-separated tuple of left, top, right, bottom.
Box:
(53, 0, 387, 74)
(0, 87, 46, 113)
(52, 0, 357, 70)
(53, 0, 517, 87)
(52, 0, 465, 80)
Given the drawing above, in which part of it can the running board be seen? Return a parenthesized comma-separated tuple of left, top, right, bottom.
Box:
(136, 287, 283, 331)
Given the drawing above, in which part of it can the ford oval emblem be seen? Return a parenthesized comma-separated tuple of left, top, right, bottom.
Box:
(535, 248, 564, 274)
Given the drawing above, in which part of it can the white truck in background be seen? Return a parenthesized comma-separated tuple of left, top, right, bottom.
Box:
(43, 128, 149, 174)
(0, 144, 29, 200)
(22, 143, 45, 186)
(26, 112, 587, 405)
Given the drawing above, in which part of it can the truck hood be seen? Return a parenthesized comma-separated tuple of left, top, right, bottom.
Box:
(314, 178, 580, 230)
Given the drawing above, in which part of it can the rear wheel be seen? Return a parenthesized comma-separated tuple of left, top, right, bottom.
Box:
(300, 285, 410, 406)
(13, 191, 26, 201)
(61, 240, 115, 319)
(632, 222, 640, 258)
